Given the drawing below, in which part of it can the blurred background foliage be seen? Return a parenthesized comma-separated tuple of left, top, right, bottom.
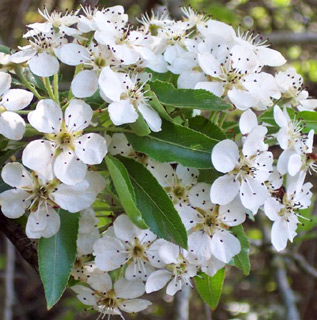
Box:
(0, 0, 317, 319)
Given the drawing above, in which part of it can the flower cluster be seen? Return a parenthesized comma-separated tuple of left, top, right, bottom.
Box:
(0, 4, 316, 319)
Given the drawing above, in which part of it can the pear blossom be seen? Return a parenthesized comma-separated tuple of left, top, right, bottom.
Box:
(264, 173, 313, 251)
(93, 215, 158, 280)
(22, 99, 108, 185)
(177, 183, 245, 263)
(274, 105, 314, 176)
(99, 66, 162, 131)
(276, 67, 317, 111)
(72, 273, 151, 317)
(147, 162, 199, 205)
(0, 163, 103, 238)
(0, 72, 33, 140)
(145, 241, 198, 296)
(210, 122, 273, 212)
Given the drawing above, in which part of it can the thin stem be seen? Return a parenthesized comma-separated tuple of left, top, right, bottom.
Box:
(14, 66, 43, 100)
(88, 126, 133, 133)
(94, 206, 123, 211)
(43, 77, 55, 102)
(219, 112, 228, 128)
(53, 73, 59, 103)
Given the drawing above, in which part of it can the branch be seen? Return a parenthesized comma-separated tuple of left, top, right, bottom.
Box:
(267, 32, 317, 45)
(173, 285, 191, 320)
(4, 238, 15, 320)
(0, 212, 38, 274)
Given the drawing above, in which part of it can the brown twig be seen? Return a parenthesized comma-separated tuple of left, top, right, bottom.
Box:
(0, 212, 38, 274)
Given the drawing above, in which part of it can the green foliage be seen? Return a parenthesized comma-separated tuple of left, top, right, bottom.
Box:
(188, 116, 227, 140)
(126, 120, 218, 168)
(105, 155, 148, 229)
(195, 268, 226, 311)
(129, 112, 151, 136)
(231, 225, 251, 275)
(297, 111, 317, 132)
(118, 156, 188, 248)
(38, 210, 79, 309)
(150, 80, 232, 111)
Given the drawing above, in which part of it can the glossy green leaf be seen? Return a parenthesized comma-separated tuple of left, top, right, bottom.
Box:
(150, 80, 232, 111)
(198, 169, 220, 183)
(297, 111, 317, 132)
(126, 120, 217, 168)
(195, 268, 225, 311)
(0, 45, 10, 54)
(105, 155, 148, 229)
(189, 116, 226, 140)
(231, 225, 251, 275)
(129, 112, 151, 136)
(38, 210, 79, 309)
(118, 156, 188, 248)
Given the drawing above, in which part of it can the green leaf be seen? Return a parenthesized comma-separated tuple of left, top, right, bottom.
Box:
(189, 116, 226, 140)
(297, 111, 317, 132)
(126, 120, 217, 168)
(38, 210, 79, 309)
(231, 225, 251, 275)
(195, 269, 225, 311)
(198, 169, 220, 183)
(150, 80, 231, 111)
(146, 69, 179, 87)
(105, 155, 148, 229)
(129, 112, 151, 136)
(118, 156, 188, 248)
(0, 45, 10, 54)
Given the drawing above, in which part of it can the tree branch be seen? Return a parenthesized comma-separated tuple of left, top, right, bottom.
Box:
(4, 238, 15, 320)
(173, 285, 191, 320)
(267, 32, 317, 45)
(0, 212, 38, 274)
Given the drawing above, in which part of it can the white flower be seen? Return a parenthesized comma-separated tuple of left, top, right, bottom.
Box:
(276, 67, 317, 111)
(210, 123, 273, 212)
(0, 163, 101, 238)
(72, 274, 151, 317)
(147, 162, 199, 205)
(274, 105, 314, 176)
(0, 72, 33, 140)
(145, 241, 198, 296)
(99, 67, 162, 131)
(264, 172, 312, 251)
(22, 99, 108, 185)
(93, 215, 158, 280)
(77, 208, 99, 256)
(177, 183, 245, 263)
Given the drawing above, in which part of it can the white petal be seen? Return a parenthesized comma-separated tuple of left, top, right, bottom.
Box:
(146, 160, 174, 188)
(158, 242, 179, 264)
(242, 125, 268, 156)
(28, 99, 62, 133)
(114, 214, 140, 242)
(26, 206, 60, 239)
(211, 229, 241, 263)
(71, 70, 98, 98)
(211, 140, 239, 173)
(2, 89, 33, 111)
(72, 285, 97, 306)
(271, 217, 297, 251)
(201, 255, 225, 277)
(240, 178, 269, 213)
(58, 43, 90, 66)
(22, 140, 55, 180)
(145, 270, 172, 293)
(230, 45, 258, 72)
(113, 44, 139, 65)
(146, 239, 169, 268)
(178, 71, 206, 89)
(75, 133, 107, 165)
(210, 174, 240, 205)
(10, 47, 36, 64)
(188, 231, 213, 261)
(0, 72, 11, 95)
(98, 66, 124, 101)
(228, 88, 258, 110)
(114, 278, 145, 299)
(1, 162, 34, 188)
(65, 99, 93, 132)
(93, 236, 127, 271)
(277, 149, 294, 175)
(166, 277, 186, 296)
(0, 189, 30, 218)
(54, 150, 87, 185)
(239, 109, 258, 135)
(288, 153, 302, 176)
(264, 197, 281, 221)
(0, 111, 25, 140)
(87, 270, 112, 293)
(176, 164, 199, 187)
(197, 52, 221, 77)
(52, 180, 96, 212)
(138, 104, 162, 132)
(108, 133, 135, 157)
(125, 261, 154, 281)
(218, 196, 246, 226)
(28, 52, 59, 77)
(176, 204, 201, 230)
(118, 299, 152, 313)
(188, 183, 212, 209)
(108, 100, 138, 126)
(273, 105, 288, 128)
(257, 47, 286, 67)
